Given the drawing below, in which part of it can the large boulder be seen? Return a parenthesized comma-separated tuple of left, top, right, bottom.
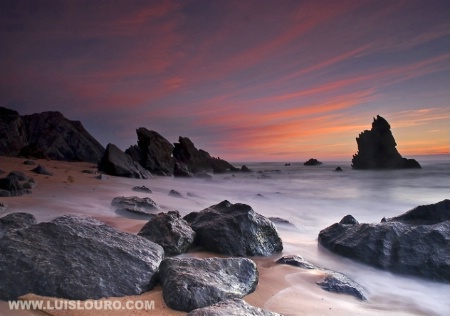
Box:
(0, 214, 164, 300)
(159, 257, 258, 312)
(0, 107, 27, 157)
(318, 200, 450, 282)
(187, 298, 281, 316)
(98, 143, 151, 179)
(0, 212, 37, 239)
(352, 115, 421, 169)
(111, 196, 159, 215)
(184, 200, 283, 256)
(138, 211, 195, 255)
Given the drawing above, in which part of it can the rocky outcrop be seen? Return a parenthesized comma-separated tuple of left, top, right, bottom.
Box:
(352, 115, 421, 169)
(276, 255, 366, 300)
(304, 158, 322, 166)
(112, 196, 159, 215)
(0, 107, 27, 157)
(159, 257, 258, 312)
(98, 143, 151, 179)
(0, 214, 164, 300)
(318, 200, 450, 282)
(138, 211, 195, 255)
(184, 200, 283, 256)
(187, 298, 281, 316)
(0, 212, 37, 239)
(0, 171, 36, 197)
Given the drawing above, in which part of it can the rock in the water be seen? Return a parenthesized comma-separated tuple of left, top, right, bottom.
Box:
(0, 212, 37, 239)
(335, 166, 343, 171)
(187, 298, 281, 316)
(304, 158, 322, 166)
(98, 143, 151, 179)
(169, 189, 183, 198)
(112, 196, 159, 215)
(132, 185, 152, 193)
(184, 200, 283, 256)
(241, 165, 252, 172)
(173, 161, 192, 177)
(318, 200, 450, 282)
(351, 115, 421, 169)
(159, 257, 258, 312)
(31, 165, 53, 176)
(276, 255, 366, 300)
(0, 215, 164, 300)
(138, 211, 195, 255)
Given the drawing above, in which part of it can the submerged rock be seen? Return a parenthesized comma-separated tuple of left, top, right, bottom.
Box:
(187, 298, 281, 316)
(0, 215, 164, 300)
(351, 115, 421, 169)
(159, 257, 258, 312)
(112, 196, 159, 215)
(318, 200, 450, 282)
(138, 211, 195, 255)
(169, 189, 183, 198)
(276, 255, 366, 300)
(132, 185, 152, 193)
(184, 200, 283, 256)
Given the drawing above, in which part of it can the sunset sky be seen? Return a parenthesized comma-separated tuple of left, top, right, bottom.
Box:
(1, 0, 449, 162)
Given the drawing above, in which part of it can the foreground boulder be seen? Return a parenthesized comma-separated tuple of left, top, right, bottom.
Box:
(184, 200, 283, 256)
(112, 196, 159, 215)
(276, 255, 366, 300)
(187, 298, 281, 316)
(159, 257, 258, 312)
(0, 212, 37, 239)
(0, 214, 164, 300)
(318, 200, 450, 282)
(352, 115, 421, 169)
(98, 143, 151, 179)
(138, 211, 195, 255)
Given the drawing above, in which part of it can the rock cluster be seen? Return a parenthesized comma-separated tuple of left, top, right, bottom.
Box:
(0, 171, 36, 197)
(351, 115, 421, 169)
(318, 200, 450, 282)
(0, 107, 104, 163)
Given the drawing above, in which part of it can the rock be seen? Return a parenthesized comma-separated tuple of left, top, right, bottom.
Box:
(138, 211, 195, 255)
(304, 158, 322, 166)
(0, 107, 28, 157)
(95, 174, 108, 180)
(187, 298, 282, 316)
(16, 110, 104, 163)
(81, 169, 97, 174)
(335, 166, 343, 171)
(98, 143, 151, 179)
(339, 215, 359, 225)
(0, 215, 164, 300)
(23, 160, 36, 165)
(173, 162, 192, 177)
(169, 189, 183, 198)
(241, 165, 252, 172)
(0, 172, 34, 196)
(132, 128, 175, 176)
(112, 196, 159, 215)
(159, 257, 258, 312)
(276, 255, 366, 300)
(184, 200, 283, 256)
(132, 185, 152, 193)
(284, 163, 291, 166)
(0, 212, 37, 239)
(269, 217, 296, 228)
(351, 115, 421, 169)
(7, 171, 28, 181)
(31, 165, 53, 176)
(318, 200, 450, 282)
(0, 201, 6, 212)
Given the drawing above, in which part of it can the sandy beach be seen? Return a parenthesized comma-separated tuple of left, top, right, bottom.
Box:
(0, 156, 438, 315)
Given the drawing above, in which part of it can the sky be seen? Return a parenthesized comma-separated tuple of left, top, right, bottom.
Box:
(1, 0, 449, 162)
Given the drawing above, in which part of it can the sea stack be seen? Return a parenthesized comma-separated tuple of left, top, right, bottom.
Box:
(351, 115, 421, 169)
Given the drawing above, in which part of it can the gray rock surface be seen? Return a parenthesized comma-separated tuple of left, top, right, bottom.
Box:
(112, 196, 159, 215)
(159, 257, 258, 312)
(0, 172, 35, 196)
(184, 200, 283, 256)
(138, 211, 195, 255)
(0, 214, 164, 300)
(187, 298, 282, 316)
(318, 200, 450, 282)
(98, 143, 151, 179)
(31, 165, 53, 176)
(0, 212, 37, 239)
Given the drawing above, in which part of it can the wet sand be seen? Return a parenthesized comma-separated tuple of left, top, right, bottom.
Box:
(0, 156, 426, 315)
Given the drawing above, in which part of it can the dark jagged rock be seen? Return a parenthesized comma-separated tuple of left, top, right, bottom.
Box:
(159, 257, 258, 312)
(132, 185, 152, 193)
(173, 136, 237, 174)
(138, 211, 195, 255)
(187, 298, 282, 316)
(169, 189, 183, 198)
(0, 212, 37, 239)
(112, 196, 159, 215)
(318, 200, 450, 282)
(0, 215, 164, 300)
(351, 115, 421, 169)
(0, 107, 28, 157)
(339, 215, 359, 225)
(276, 255, 366, 300)
(184, 200, 283, 256)
(241, 165, 252, 172)
(173, 161, 192, 177)
(98, 143, 151, 179)
(304, 158, 322, 166)
(335, 166, 343, 171)
(269, 217, 296, 228)
(133, 128, 175, 176)
(30, 165, 53, 176)
(0, 172, 34, 196)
